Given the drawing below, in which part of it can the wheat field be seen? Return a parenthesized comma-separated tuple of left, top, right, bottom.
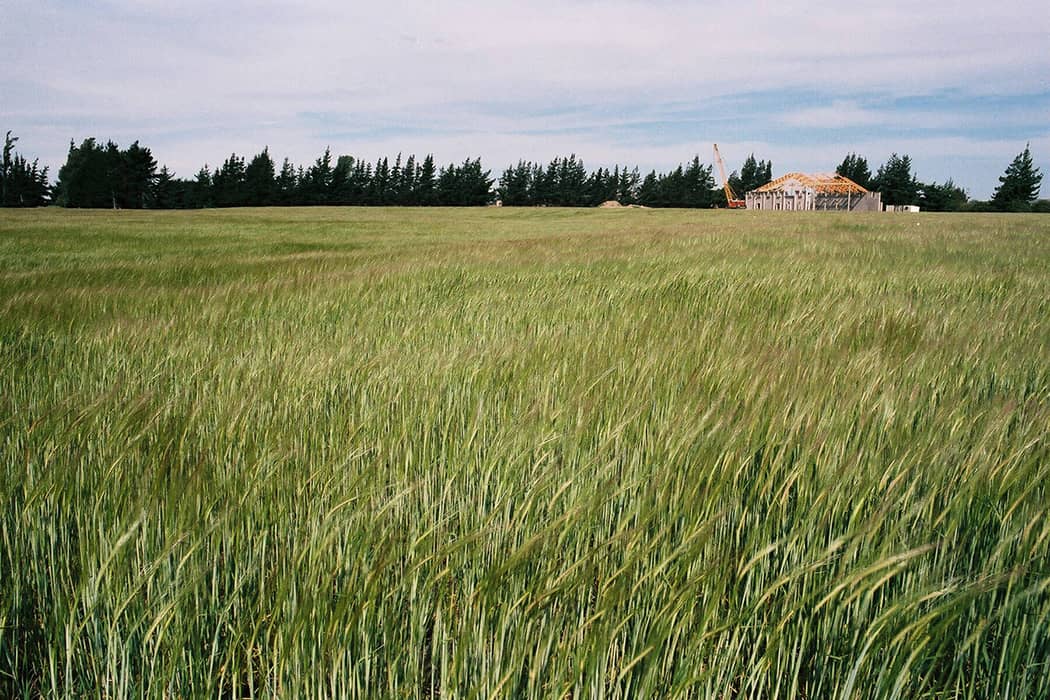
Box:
(2, 207, 1049, 698)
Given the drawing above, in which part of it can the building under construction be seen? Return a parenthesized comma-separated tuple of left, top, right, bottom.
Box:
(745, 173, 882, 211)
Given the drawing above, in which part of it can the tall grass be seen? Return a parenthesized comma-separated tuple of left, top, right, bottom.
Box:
(2, 207, 1049, 698)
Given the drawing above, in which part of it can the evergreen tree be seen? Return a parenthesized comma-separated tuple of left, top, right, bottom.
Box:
(873, 153, 919, 206)
(585, 167, 616, 206)
(331, 155, 353, 205)
(244, 148, 276, 206)
(187, 165, 214, 208)
(736, 154, 773, 193)
(1, 131, 50, 207)
(370, 157, 390, 205)
(530, 162, 550, 205)
(119, 141, 158, 208)
(212, 154, 247, 207)
(350, 158, 371, 205)
(498, 160, 533, 206)
(153, 166, 177, 209)
(304, 148, 334, 205)
(460, 158, 494, 205)
(836, 153, 872, 189)
(401, 155, 417, 205)
(556, 154, 588, 206)
(683, 156, 717, 208)
(638, 171, 659, 207)
(617, 167, 640, 205)
(417, 155, 436, 205)
(55, 138, 112, 208)
(919, 179, 968, 212)
(276, 158, 297, 205)
(991, 144, 1043, 212)
(390, 153, 403, 205)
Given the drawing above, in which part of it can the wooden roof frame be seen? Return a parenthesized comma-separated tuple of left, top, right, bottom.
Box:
(753, 172, 868, 195)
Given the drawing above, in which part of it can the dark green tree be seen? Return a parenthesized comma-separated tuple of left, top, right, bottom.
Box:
(244, 148, 276, 206)
(303, 148, 334, 205)
(370, 156, 390, 205)
(275, 158, 297, 205)
(390, 153, 403, 205)
(119, 141, 157, 208)
(836, 153, 872, 189)
(990, 144, 1043, 212)
(417, 155, 436, 205)
(55, 138, 112, 207)
(330, 155, 353, 205)
(498, 160, 534, 206)
(436, 158, 492, 206)
(152, 166, 177, 208)
(873, 153, 919, 206)
(190, 165, 214, 208)
(736, 154, 773, 193)
(637, 171, 659, 206)
(1, 131, 50, 207)
(683, 156, 717, 208)
(919, 179, 968, 212)
(213, 153, 247, 207)
(401, 155, 417, 205)
(617, 167, 640, 205)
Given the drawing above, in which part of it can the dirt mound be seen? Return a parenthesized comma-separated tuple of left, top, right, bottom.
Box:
(598, 200, 623, 208)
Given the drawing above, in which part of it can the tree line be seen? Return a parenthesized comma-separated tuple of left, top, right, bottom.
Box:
(54, 140, 494, 209)
(835, 149, 1046, 212)
(498, 155, 721, 208)
(1, 129, 1045, 212)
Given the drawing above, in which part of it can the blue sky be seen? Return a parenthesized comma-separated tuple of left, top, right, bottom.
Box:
(3, 0, 1048, 199)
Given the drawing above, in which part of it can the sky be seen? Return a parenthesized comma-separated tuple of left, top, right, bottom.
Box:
(3, 0, 1049, 199)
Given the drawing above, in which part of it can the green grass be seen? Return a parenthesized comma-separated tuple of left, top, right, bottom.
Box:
(2, 207, 1049, 698)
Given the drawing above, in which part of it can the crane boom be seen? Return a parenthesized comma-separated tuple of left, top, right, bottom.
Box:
(713, 143, 746, 209)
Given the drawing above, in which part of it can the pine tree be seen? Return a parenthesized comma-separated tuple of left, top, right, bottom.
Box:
(617, 167, 640, 205)
(56, 138, 112, 208)
(276, 159, 297, 205)
(304, 148, 334, 205)
(390, 153, 403, 205)
(213, 153, 247, 207)
(873, 153, 919, 206)
(417, 155, 436, 206)
(638, 171, 659, 207)
(331, 155, 353, 205)
(1, 131, 50, 207)
(153, 166, 176, 209)
(836, 153, 872, 189)
(991, 144, 1043, 212)
(120, 141, 158, 209)
(190, 165, 214, 208)
(919, 179, 968, 212)
(245, 148, 276, 206)
(401, 155, 417, 205)
(684, 156, 716, 208)
(498, 160, 533, 206)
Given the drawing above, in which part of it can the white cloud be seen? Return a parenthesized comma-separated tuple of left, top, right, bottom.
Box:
(2, 0, 1048, 197)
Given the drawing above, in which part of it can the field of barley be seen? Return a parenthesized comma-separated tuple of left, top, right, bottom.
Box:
(2, 207, 1049, 698)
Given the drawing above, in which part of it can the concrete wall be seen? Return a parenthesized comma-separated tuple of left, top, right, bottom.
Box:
(745, 190, 882, 212)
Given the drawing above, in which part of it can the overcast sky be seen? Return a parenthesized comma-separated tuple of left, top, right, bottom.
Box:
(4, 0, 1048, 198)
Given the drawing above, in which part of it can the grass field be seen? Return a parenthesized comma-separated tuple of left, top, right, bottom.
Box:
(2, 207, 1049, 698)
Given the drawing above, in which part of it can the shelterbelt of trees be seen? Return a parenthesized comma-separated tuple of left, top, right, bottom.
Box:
(1, 131, 1045, 212)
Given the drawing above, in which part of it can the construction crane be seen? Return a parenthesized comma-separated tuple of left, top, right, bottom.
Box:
(713, 144, 746, 209)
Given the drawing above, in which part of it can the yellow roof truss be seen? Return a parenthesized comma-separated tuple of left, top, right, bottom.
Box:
(753, 172, 868, 195)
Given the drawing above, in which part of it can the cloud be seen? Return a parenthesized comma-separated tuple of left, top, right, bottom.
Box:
(2, 0, 1048, 197)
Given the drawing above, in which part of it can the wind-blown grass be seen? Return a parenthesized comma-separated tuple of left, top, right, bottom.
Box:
(2, 207, 1049, 698)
